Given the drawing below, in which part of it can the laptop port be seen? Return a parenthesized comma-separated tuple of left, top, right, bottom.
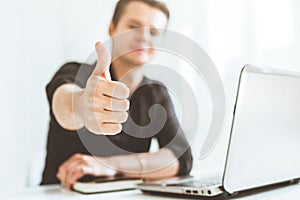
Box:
(192, 190, 198, 194)
(207, 190, 212, 195)
(186, 190, 191, 193)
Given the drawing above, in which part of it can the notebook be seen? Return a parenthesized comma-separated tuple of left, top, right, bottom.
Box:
(72, 175, 143, 194)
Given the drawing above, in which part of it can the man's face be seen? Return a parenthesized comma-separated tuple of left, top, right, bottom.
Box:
(109, 1, 168, 66)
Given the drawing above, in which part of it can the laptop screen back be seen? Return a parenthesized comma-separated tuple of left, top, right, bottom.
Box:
(223, 65, 300, 194)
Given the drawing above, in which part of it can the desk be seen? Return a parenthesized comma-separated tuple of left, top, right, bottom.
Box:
(2, 183, 300, 200)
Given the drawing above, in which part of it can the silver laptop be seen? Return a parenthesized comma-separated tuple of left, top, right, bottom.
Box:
(137, 65, 300, 197)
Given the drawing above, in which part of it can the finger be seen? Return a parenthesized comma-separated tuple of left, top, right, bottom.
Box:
(100, 95, 130, 112)
(57, 164, 68, 185)
(65, 169, 77, 190)
(66, 167, 86, 190)
(99, 123, 122, 135)
(96, 110, 128, 123)
(56, 172, 62, 183)
(69, 166, 95, 189)
(93, 42, 111, 80)
(68, 169, 84, 187)
(63, 160, 85, 189)
(95, 79, 130, 99)
(57, 153, 83, 185)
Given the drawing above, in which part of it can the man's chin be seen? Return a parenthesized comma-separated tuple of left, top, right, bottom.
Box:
(126, 58, 150, 67)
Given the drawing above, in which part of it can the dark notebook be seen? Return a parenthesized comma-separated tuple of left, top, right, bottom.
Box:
(72, 175, 143, 194)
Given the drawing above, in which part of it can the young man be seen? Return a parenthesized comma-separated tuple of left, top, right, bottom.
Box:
(41, 0, 193, 190)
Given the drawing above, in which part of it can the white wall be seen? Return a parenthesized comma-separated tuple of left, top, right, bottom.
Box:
(0, 0, 299, 193)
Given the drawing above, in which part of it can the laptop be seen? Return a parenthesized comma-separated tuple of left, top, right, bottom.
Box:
(137, 65, 300, 197)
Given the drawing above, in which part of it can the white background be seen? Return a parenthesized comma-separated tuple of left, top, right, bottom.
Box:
(0, 0, 299, 193)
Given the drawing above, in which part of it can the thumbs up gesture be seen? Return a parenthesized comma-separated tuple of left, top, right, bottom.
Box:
(77, 42, 130, 135)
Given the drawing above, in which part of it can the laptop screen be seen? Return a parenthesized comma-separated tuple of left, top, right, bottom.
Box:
(223, 65, 300, 193)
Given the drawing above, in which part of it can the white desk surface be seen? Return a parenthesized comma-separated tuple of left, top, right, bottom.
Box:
(2, 182, 300, 200)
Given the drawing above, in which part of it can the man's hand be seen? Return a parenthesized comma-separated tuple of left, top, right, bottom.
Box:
(76, 42, 130, 135)
(56, 153, 117, 190)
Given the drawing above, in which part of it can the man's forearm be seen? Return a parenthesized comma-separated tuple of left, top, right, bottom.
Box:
(108, 148, 180, 179)
(52, 84, 84, 130)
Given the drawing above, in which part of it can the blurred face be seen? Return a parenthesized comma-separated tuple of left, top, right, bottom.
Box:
(109, 1, 168, 66)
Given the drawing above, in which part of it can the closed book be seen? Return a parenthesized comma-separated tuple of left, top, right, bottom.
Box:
(72, 175, 143, 194)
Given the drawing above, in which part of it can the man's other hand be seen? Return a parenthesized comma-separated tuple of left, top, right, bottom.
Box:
(56, 153, 117, 190)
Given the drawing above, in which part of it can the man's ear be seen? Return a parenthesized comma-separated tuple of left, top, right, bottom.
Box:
(109, 22, 115, 37)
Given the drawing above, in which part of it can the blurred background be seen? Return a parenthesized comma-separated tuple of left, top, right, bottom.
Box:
(0, 0, 299, 193)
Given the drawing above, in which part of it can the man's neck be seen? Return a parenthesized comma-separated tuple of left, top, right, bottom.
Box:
(111, 59, 144, 95)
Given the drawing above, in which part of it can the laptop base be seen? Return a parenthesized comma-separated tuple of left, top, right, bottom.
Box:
(141, 190, 228, 200)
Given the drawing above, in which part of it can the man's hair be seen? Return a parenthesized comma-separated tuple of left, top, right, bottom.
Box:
(111, 0, 170, 26)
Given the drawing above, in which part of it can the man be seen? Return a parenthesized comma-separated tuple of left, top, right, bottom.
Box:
(41, 0, 193, 190)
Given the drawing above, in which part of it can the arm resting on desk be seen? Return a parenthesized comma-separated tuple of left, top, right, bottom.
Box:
(56, 148, 179, 190)
(110, 148, 179, 179)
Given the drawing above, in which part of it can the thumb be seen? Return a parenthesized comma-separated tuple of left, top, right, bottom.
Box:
(93, 41, 111, 80)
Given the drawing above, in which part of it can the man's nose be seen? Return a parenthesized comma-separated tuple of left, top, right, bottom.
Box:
(135, 28, 151, 42)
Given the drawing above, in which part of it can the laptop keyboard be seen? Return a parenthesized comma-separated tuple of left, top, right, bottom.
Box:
(167, 178, 221, 188)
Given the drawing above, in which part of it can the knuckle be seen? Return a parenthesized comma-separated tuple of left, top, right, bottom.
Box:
(111, 123, 122, 133)
(111, 113, 118, 122)
(106, 80, 116, 88)
(123, 100, 130, 110)
(125, 88, 130, 98)
(78, 167, 85, 174)
(103, 80, 115, 92)
(58, 166, 64, 173)
(74, 153, 81, 158)
(117, 83, 130, 98)
(110, 99, 118, 111)
(81, 155, 89, 162)
(79, 155, 86, 161)
(115, 124, 122, 133)
(126, 99, 130, 107)
(65, 167, 71, 174)
(119, 112, 128, 122)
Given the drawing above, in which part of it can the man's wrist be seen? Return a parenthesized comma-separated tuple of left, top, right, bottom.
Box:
(104, 157, 120, 176)
(72, 89, 85, 129)
(110, 154, 145, 178)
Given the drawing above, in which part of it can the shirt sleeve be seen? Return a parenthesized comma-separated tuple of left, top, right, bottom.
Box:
(153, 84, 193, 176)
(45, 62, 94, 107)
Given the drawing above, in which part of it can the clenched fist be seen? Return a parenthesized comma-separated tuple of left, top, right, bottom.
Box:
(75, 42, 130, 135)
